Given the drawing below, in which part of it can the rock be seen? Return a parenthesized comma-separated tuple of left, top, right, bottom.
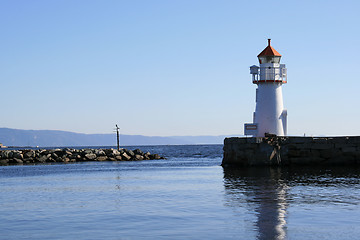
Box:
(54, 150, 66, 157)
(13, 152, 23, 160)
(134, 149, 144, 155)
(23, 150, 36, 158)
(134, 154, 144, 161)
(46, 149, 56, 154)
(23, 158, 34, 163)
(121, 152, 131, 160)
(85, 153, 97, 160)
(0, 148, 164, 165)
(10, 158, 23, 164)
(96, 156, 108, 161)
(95, 150, 106, 156)
(83, 149, 93, 155)
(38, 155, 49, 163)
(105, 149, 120, 157)
(0, 151, 10, 159)
(46, 158, 56, 163)
(127, 150, 135, 157)
(64, 150, 73, 156)
(113, 150, 120, 156)
(0, 159, 9, 165)
(151, 154, 161, 160)
(144, 152, 151, 160)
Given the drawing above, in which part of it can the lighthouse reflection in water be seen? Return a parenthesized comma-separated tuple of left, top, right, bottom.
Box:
(224, 168, 289, 240)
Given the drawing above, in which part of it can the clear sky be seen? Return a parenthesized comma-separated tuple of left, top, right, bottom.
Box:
(1, 0, 359, 136)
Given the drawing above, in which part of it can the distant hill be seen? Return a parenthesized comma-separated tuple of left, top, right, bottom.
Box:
(0, 128, 238, 147)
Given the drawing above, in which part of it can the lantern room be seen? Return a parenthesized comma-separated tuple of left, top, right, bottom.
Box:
(250, 39, 287, 84)
(257, 39, 281, 64)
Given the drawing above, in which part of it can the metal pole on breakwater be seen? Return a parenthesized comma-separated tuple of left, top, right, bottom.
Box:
(115, 124, 120, 151)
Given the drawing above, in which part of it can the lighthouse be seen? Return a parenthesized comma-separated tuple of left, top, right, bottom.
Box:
(244, 39, 287, 137)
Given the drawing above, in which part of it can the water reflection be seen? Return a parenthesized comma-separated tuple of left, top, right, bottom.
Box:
(223, 167, 288, 240)
(223, 166, 360, 240)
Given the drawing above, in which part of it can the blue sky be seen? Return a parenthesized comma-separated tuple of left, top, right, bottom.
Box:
(1, 0, 359, 136)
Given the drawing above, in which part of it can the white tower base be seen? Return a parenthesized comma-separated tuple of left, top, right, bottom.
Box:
(254, 83, 286, 137)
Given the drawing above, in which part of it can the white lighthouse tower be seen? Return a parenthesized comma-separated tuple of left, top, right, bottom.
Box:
(244, 39, 287, 137)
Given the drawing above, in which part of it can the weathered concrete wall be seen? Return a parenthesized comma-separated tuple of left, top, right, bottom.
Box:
(222, 136, 360, 166)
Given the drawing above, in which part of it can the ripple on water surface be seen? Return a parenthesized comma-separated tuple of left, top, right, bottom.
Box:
(1, 145, 360, 239)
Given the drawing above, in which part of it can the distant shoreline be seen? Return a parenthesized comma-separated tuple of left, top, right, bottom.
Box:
(0, 127, 232, 146)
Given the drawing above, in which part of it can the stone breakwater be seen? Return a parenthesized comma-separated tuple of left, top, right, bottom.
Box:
(0, 148, 165, 165)
(223, 136, 360, 167)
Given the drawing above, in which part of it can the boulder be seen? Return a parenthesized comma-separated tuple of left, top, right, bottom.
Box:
(64, 150, 73, 156)
(113, 150, 120, 156)
(151, 154, 161, 160)
(9, 158, 23, 164)
(38, 155, 49, 163)
(1, 151, 5, 158)
(126, 150, 135, 157)
(82, 149, 93, 156)
(85, 153, 97, 160)
(55, 157, 64, 162)
(96, 156, 108, 161)
(134, 154, 144, 161)
(23, 150, 36, 159)
(46, 158, 56, 163)
(144, 152, 151, 160)
(134, 149, 144, 155)
(105, 149, 120, 157)
(0, 151, 10, 159)
(121, 152, 131, 160)
(95, 150, 106, 156)
(0, 159, 9, 165)
(8, 151, 14, 158)
(23, 157, 34, 163)
(13, 152, 23, 160)
(54, 150, 66, 157)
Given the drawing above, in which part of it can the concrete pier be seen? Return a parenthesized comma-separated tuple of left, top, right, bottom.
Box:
(222, 136, 360, 166)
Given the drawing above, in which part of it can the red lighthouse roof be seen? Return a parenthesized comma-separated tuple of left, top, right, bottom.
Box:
(257, 39, 281, 57)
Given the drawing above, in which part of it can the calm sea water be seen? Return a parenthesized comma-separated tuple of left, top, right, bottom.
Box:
(1, 144, 360, 240)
